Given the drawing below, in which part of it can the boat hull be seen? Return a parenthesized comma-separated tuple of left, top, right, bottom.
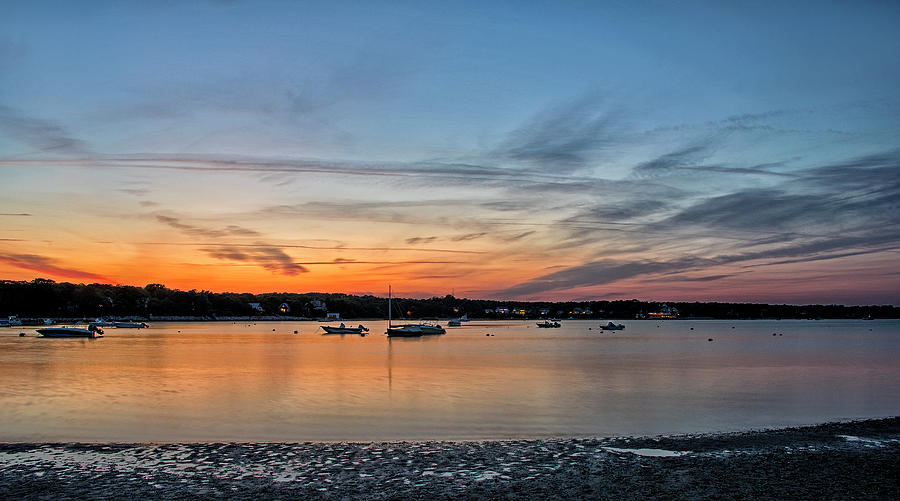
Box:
(394, 324, 445, 335)
(114, 322, 148, 328)
(37, 328, 101, 338)
(321, 326, 368, 334)
(386, 327, 423, 337)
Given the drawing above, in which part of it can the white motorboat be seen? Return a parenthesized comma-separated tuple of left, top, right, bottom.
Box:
(386, 324, 425, 337)
(37, 324, 104, 338)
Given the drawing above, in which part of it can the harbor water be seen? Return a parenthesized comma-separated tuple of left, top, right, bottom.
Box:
(0, 319, 897, 442)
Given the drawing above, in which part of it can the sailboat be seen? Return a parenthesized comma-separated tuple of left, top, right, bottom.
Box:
(385, 286, 426, 337)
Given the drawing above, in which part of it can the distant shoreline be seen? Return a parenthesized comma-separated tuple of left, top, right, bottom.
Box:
(3, 280, 897, 322)
(5, 316, 898, 327)
(2, 418, 898, 499)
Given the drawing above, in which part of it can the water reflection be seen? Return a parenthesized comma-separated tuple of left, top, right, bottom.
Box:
(0, 320, 897, 441)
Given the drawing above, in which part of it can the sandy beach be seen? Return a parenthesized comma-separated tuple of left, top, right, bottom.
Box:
(1, 418, 897, 500)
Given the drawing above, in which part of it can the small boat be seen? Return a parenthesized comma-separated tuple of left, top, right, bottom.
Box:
(536, 320, 561, 328)
(37, 324, 104, 338)
(398, 323, 445, 335)
(448, 319, 462, 327)
(114, 321, 149, 328)
(386, 324, 425, 337)
(599, 322, 625, 330)
(321, 323, 369, 335)
(91, 318, 116, 327)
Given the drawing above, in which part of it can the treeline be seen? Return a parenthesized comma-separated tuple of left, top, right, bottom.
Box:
(0, 279, 897, 319)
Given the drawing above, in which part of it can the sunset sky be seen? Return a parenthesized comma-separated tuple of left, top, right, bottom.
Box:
(1, 1, 899, 304)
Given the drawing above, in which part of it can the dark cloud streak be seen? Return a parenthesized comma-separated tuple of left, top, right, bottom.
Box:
(202, 244, 308, 276)
(134, 241, 486, 254)
(492, 93, 624, 173)
(155, 215, 260, 238)
(499, 149, 900, 296)
(0, 105, 91, 154)
(0, 253, 109, 281)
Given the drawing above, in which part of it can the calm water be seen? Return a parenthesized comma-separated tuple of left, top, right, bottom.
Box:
(1, 319, 897, 442)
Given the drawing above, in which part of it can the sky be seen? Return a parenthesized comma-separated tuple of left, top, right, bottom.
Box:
(1, 0, 899, 304)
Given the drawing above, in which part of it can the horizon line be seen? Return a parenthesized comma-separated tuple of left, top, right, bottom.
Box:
(2, 277, 896, 308)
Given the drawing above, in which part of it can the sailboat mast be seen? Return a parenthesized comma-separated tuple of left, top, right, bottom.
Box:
(388, 285, 392, 328)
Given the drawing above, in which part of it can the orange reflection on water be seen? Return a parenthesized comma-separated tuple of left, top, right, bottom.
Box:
(1, 319, 898, 442)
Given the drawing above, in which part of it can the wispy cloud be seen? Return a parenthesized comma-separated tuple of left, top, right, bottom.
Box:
(665, 273, 738, 282)
(100, 50, 417, 149)
(500, 228, 900, 297)
(292, 259, 463, 265)
(451, 232, 487, 242)
(492, 92, 625, 173)
(491, 93, 624, 173)
(0, 253, 109, 281)
(498, 148, 900, 297)
(502, 231, 536, 242)
(136, 241, 487, 254)
(564, 199, 671, 224)
(628, 143, 794, 180)
(659, 189, 825, 232)
(498, 257, 711, 297)
(658, 151, 900, 234)
(155, 215, 260, 238)
(0, 105, 91, 154)
(202, 244, 308, 275)
(406, 236, 438, 245)
(643, 106, 854, 137)
(629, 144, 712, 179)
(0, 154, 528, 186)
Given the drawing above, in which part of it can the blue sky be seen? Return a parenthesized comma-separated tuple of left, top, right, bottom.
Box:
(1, 1, 899, 303)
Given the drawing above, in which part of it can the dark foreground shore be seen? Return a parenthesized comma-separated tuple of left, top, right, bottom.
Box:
(2, 418, 898, 500)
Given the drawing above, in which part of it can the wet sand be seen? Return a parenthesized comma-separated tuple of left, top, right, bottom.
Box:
(2, 418, 898, 500)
